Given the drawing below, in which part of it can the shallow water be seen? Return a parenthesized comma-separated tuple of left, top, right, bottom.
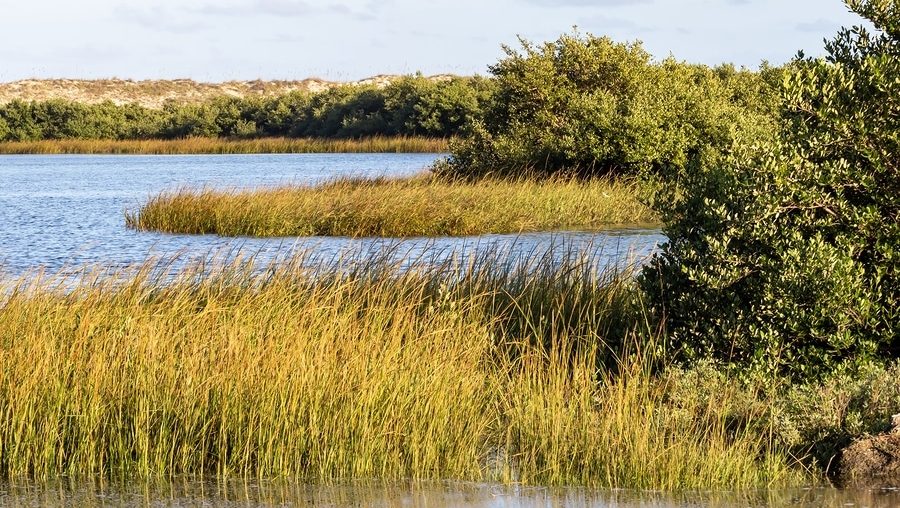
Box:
(0, 154, 664, 277)
(9, 154, 892, 507)
(1, 154, 676, 506)
(2, 480, 899, 507)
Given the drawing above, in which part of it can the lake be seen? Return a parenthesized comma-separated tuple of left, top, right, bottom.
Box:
(0, 153, 664, 277)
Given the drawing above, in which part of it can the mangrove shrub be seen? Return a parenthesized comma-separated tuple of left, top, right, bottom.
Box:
(642, 0, 899, 377)
(0, 76, 494, 141)
(441, 33, 780, 179)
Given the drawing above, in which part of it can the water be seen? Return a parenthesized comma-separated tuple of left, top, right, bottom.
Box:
(0, 154, 664, 277)
(4, 154, 891, 506)
(1, 480, 898, 507)
(1, 154, 673, 506)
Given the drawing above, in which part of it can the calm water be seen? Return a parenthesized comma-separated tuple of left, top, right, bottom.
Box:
(0, 154, 664, 277)
(0, 154, 763, 506)
(4, 154, 890, 506)
(2, 480, 899, 508)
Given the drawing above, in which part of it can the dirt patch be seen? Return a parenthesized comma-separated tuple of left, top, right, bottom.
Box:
(836, 415, 900, 488)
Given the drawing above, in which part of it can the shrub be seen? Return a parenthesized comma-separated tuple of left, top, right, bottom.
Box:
(642, 0, 899, 377)
(0, 101, 42, 141)
(0, 76, 492, 141)
(440, 32, 779, 179)
(666, 360, 900, 471)
(402, 76, 495, 137)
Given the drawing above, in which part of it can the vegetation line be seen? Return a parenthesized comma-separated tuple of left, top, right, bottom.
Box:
(126, 175, 657, 237)
(0, 136, 449, 155)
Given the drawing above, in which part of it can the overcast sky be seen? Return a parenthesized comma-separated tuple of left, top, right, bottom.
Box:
(0, 0, 867, 82)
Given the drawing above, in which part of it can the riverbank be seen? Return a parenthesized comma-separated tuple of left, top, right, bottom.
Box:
(0, 251, 803, 487)
(126, 175, 656, 237)
(0, 136, 449, 155)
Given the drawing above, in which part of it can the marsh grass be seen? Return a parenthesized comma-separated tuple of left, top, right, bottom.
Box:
(0, 137, 448, 155)
(127, 175, 657, 237)
(0, 249, 805, 488)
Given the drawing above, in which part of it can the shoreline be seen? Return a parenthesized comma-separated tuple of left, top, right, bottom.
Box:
(0, 136, 450, 155)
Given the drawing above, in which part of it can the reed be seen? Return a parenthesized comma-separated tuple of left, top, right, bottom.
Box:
(0, 249, 805, 487)
(0, 137, 449, 155)
(127, 175, 657, 237)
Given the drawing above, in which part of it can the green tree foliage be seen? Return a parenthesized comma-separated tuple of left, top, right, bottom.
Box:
(440, 33, 780, 179)
(642, 0, 899, 377)
(1, 101, 42, 141)
(0, 76, 493, 141)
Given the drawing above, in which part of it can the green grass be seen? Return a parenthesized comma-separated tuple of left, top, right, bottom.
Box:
(0, 250, 806, 488)
(126, 175, 657, 237)
(0, 136, 448, 155)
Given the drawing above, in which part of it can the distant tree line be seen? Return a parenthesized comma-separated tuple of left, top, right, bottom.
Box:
(0, 76, 495, 141)
(0, 65, 784, 149)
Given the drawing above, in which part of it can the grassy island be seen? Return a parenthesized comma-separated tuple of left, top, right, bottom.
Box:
(126, 175, 656, 237)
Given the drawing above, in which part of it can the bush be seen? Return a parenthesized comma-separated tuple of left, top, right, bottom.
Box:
(666, 360, 900, 470)
(0, 76, 492, 142)
(0, 101, 42, 141)
(642, 0, 899, 378)
(440, 32, 779, 179)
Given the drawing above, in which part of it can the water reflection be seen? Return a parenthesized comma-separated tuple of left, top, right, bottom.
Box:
(0, 154, 663, 277)
(1, 480, 898, 508)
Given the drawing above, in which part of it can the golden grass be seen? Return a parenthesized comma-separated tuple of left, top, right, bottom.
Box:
(0, 250, 806, 487)
(0, 137, 449, 155)
(127, 175, 657, 237)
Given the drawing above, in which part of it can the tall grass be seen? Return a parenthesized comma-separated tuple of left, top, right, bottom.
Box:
(0, 137, 448, 155)
(127, 175, 657, 237)
(0, 250, 805, 487)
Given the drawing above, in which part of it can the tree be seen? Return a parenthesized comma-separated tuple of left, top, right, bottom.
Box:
(440, 32, 777, 179)
(642, 0, 899, 377)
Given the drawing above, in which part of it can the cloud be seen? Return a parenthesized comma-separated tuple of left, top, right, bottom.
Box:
(525, 0, 652, 6)
(796, 18, 841, 33)
(196, 0, 375, 20)
(576, 14, 641, 30)
(258, 32, 308, 43)
(116, 5, 209, 33)
(195, 0, 311, 17)
(328, 3, 377, 21)
(248, 0, 316, 16)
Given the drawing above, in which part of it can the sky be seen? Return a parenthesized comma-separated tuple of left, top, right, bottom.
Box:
(0, 0, 868, 82)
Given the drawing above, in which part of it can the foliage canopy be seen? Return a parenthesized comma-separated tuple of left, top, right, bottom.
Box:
(441, 33, 780, 179)
(642, 0, 899, 377)
(0, 76, 494, 142)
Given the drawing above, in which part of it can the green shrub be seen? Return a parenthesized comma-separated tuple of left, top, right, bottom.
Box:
(666, 360, 900, 471)
(0, 101, 42, 141)
(642, 0, 899, 377)
(0, 76, 492, 142)
(400, 76, 495, 137)
(440, 32, 779, 179)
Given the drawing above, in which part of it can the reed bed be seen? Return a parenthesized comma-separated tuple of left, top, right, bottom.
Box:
(127, 175, 657, 237)
(0, 250, 805, 488)
(0, 137, 449, 155)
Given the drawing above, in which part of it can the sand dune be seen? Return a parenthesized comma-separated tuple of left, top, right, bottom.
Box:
(0, 75, 454, 108)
